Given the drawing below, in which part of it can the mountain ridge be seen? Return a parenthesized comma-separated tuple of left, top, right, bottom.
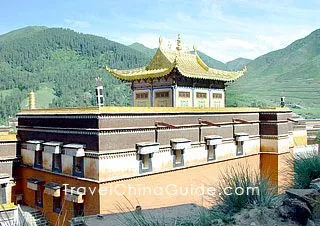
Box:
(0, 26, 319, 124)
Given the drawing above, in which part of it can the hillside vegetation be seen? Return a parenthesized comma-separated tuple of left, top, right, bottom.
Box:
(228, 29, 320, 118)
(0, 26, 149, 124)
(0, 26, 319, 124)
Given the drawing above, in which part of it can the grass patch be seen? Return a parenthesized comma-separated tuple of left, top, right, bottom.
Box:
(20, 82, 56, 109)
(214, 165, 280, 214)
(292, 150, 320, 189)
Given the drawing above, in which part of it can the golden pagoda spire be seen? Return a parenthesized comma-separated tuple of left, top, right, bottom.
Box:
(176, 34, 182, 51)
(159, 36, 163, 48)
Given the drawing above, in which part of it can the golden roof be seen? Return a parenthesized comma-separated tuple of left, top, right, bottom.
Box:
(18, 106, 291, 115)
(0, 132, 17, 141)
(106, 36, 246, 82)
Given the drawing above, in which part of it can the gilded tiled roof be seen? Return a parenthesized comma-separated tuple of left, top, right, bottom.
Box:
(0, 132, 17, 141)
(106, 38, 246, 82)
(18, 106, 291, 115)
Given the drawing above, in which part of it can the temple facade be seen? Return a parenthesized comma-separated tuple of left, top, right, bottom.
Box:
(106, 35, 246, 108)
(14, 106, 307, 225)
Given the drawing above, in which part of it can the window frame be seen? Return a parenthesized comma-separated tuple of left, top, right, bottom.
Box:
(173, 149, 184, 167)
(34, 151, 43, 169)
(53, 196, 62, 214)
(236, 141, 244, 156)
(139, 154, 152, 173)
(207, 145, 217, 161)
(155, 91, 169, 98)
(52, 153, 62, 173)
(34, 189, 43, 207)
(73, 157, 84, 178)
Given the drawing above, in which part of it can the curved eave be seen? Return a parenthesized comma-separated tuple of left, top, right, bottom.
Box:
(176, 67, 246, 82)
(106, 66, 173, 81)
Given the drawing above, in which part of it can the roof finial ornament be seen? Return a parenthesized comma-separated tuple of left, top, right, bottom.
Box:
(176, 34, 182, 51)
(159, 36, 163, 48)
(193, 44, 198, 54)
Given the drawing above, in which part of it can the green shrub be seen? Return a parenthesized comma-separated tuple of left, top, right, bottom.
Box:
(293, 150, 320, 188)
(214, 165, 279, 214)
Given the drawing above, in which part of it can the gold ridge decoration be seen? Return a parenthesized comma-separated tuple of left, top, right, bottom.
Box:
(105, 35, 247, 82)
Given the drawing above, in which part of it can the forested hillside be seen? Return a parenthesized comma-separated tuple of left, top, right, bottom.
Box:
(228, 29, 320, 118)
(0, 26, 149, 124)
(0, 26, 319, 124)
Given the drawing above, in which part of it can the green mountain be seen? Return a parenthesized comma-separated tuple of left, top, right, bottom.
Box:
(0, 26, 48, 42)
(0, 26, 319, 124)
(0, 26, 149, 124)
(226, 58, 251, 71)
(128, 42, 156, 58)
(227, 29, 320, 118)
(193, 51, 227, 70)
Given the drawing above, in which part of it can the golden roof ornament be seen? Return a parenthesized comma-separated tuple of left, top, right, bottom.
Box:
(95, 76, 103, 87)
(159, 36, 163, 47)
(176, 34, 182, 51)
(193, 44, 198, 54)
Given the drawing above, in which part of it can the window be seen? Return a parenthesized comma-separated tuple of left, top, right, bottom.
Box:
(73, 157, 84, 177)
(173, 149, 184, 167)
(139, 154, 152, 173)
(236, 141, 244, 156)
(155, 91, 169, 98)
(53, 196, 62, 213)
(179, 91, 190, 98)
(52, 153, 62, 173)
(196, 92, 207, 98)
(213, 93, 223, 99)
(0, 184, 6, 204)
(208, 145, 216, 161)
(136, 92, 148, 99)
(34, 151, 43, 169)
(74, 203, 84, 217)
(35, 190, 43, 207)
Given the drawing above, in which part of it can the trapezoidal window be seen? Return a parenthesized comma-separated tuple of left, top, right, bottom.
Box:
(139, 154, 152, 173)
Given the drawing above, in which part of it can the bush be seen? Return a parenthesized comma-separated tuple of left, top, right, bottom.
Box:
(214, 165, 279, 214)
(293, 150, 320, 189)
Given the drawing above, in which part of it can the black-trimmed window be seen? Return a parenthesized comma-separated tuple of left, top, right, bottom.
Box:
(73, 157, 84, 177)
(173, 149, 184, 167)
(34, 151, 43, 169)
(139, 154, 152, 173)
(196, 92, 207, 98)
(52, 153, 62, 173)
(136, 92, 149, 99)
(155, 91, 169, 98)
(236, 141, 244, 156)
(35, 189, 43, 207)
(53, 196, 62, 213)
(179, 91, 190, 98)
(74, 203, 84, 217)
(207, 145, 216, 161)
(213, 93, 222, 99)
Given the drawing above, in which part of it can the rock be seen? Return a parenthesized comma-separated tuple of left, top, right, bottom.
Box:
(310, 178, 320, 191)
(278, 198, 311, 225)
(250, 222, 256, 226)
(286, 188, 320, 219)
(291, 199, 311, 224)
(306, 219, 316, 226)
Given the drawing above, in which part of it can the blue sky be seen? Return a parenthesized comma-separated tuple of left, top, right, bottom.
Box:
(0, 0, 319, 62)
